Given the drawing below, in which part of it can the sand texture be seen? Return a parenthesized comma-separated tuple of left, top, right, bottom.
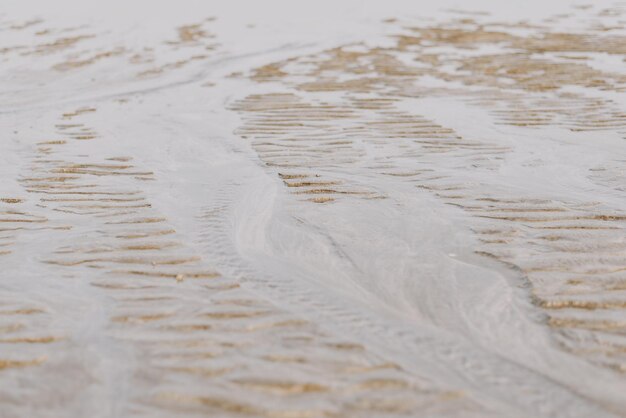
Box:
(1, 1, 626, 417)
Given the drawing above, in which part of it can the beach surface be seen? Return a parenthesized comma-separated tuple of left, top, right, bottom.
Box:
(1, 1, 626, 417)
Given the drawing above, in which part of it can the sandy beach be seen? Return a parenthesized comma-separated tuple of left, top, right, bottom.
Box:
(1, 1, 626, 416)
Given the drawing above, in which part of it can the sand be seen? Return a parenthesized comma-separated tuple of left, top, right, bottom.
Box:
(1, 0, 625, 417)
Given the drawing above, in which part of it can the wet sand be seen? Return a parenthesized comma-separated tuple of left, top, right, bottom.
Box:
(1, 1, 626, 417)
